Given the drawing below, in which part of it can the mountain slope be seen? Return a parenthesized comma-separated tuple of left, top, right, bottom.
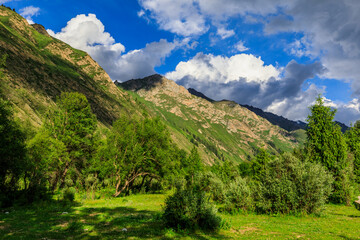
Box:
(0, 7, 298, 165)
(119, 74, 298, 164)
(0, 6, 138, 128)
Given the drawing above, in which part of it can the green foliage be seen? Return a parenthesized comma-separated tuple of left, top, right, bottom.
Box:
(27, 130, 69, 191)
(0, 98, 27, 205)
(306, 96, 351, 204)
(63, 187, 76, 202)
(181, 147, 204, 182)
(238, 149, 273, 181)
(192, 171, 227, 204)
(99, 115, 178, 196)
(223, 177, 253, 213)
(345, 120, 360, 183)
(211, 159, 239, 184)
(250, 149, 273, 181)
(254, 153, 333, 214)
(163, 183, 222, 232)
(30, 92, 97, 191)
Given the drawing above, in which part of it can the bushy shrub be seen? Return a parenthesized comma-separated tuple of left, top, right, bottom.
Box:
(193, 172, 226, 203)
(223, 177, 253, 213)
(63, 187, 76, 202)
(254, 153, 333, 214)
(163, 184, 222, 232)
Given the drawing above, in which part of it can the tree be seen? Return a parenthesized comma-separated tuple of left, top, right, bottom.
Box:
(27, 130, 69, 191)
(100, 116, 174, 196)
(42, 92, 97, 189)
(181, 146, 203, 183)
(0, 98, 27, 201)
(345, 120, 360, 183)
(306, 96, 351, 204)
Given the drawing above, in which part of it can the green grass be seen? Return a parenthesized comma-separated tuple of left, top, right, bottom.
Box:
(1, 194, 360, 239)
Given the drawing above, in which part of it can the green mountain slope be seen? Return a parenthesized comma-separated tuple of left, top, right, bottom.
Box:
(0, 6, 138, 128)
(119, 74, 299, 164)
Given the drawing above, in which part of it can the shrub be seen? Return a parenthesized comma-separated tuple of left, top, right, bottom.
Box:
(163, 184, 222, 232)
(254, 153, 333, 214)
(223, 177, 253, 213)
(193, 172, 226, 203)
(63, 187, 76, 202)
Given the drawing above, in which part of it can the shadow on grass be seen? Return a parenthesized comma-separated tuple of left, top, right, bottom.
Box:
(0, 199, 228, 239)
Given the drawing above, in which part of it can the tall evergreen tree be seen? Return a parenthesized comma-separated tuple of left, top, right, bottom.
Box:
(345, 120, 360, 183)
(306, 96, 350, 204)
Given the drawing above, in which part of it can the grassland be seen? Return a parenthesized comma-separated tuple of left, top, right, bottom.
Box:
(1, 193, 359, 239)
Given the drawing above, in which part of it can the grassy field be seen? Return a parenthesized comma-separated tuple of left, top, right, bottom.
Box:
(1, 193, 360, 239)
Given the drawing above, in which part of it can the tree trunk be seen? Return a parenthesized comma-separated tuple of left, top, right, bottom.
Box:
(58, 162, 70, 189)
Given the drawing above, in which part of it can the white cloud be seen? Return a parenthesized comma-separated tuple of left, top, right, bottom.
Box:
(137, 9, 145, 17)
(324, 98, 360, 125)
(266, 84, 323, 122)
(138, 0, 360, 102)
(19, 6, 40, 24)
(108, 39, 185, 81)
(166, 54, 332, 121)
(235, 41, 249, 52)
(0, 0, 18, 4)
(137, 0, 292, 38)
(48, 14, 123, 51)
(263, 0, 360, 96)
(216, 27, 235, 39)
(49, 14, 184, 81)
(138, 0, 208, 36)
(166, 52, 280, 84)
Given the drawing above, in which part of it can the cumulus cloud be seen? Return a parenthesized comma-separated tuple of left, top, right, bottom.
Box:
(106, 39, 185, 81)
(19, 6, 40, 24)
(166, 53, 330, 119)
(167, 52, 360, 124)
(139, 0, 360, 102)
(166, 53, 280, 84)
(324, 98, 360, 125)
(48, 14, 183, 81)
(137, 0, 292, 38)
(138, 0, 208, 36)
(263, 0, 360, 90)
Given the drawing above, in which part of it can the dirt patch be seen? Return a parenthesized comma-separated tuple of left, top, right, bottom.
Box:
(231, 226, 260, 235)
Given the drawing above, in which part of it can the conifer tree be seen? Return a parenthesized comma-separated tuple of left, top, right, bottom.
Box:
(345, 120, 360, 183)
(306, 96, 350, 204)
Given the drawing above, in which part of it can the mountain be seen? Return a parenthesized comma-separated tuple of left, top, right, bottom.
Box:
(0, 6, 298, 165)
(0, 6, 139, 129)
(119, 74, 299, 164)
(187, 88, 350, 134)
(239, 105, 306, 132)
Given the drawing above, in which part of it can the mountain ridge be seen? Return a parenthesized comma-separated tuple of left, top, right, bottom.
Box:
(186, 85, 349, 133)
(119, 74, 299, 163)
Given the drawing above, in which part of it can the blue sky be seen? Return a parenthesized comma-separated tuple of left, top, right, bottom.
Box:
(3, 0, 360, 125)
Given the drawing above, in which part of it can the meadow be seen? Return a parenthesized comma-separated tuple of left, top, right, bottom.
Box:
(1, 193, 359, 240)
